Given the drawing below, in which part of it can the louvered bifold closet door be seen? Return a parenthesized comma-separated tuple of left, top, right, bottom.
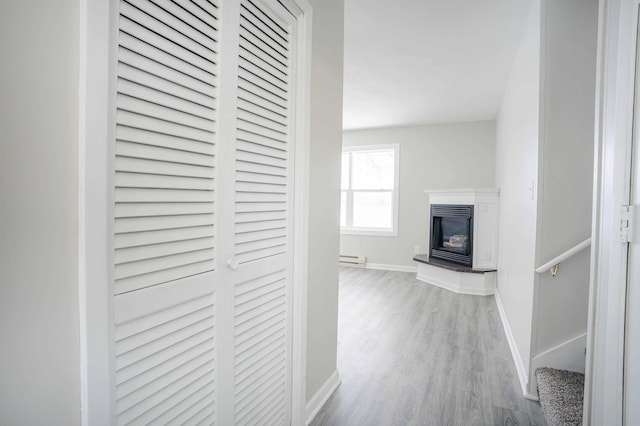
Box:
(232, 1, 296, 425)
(113, 0, 219, 424)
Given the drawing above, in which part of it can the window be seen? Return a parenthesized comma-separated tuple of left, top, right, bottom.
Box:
(341, 144, 399, 236)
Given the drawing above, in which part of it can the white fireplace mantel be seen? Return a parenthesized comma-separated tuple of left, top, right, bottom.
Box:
(415, 188, 500, 295)
(425, 188, 500, 211)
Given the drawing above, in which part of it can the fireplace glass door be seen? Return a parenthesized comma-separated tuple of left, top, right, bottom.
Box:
(433, 216, 470, 254)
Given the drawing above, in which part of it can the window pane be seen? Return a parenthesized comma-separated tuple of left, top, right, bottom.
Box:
(353, 191, 392, 229)
(340, 191, 347, 227)
(351, 149, 394, 190)
(341, 152, 350, 190)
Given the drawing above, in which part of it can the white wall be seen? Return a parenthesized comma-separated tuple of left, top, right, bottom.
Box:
(305, 0, 344, 401)
(494, 0, 540, 378)
(529, 0, 598, 386)
(341, 121, 496, 269)
(532, 0, 598, 350)
(534, 248, 590, 355)
(495, 0, 598, 394)
(535, 0, 598, 261)
(0, 1, 80, 424)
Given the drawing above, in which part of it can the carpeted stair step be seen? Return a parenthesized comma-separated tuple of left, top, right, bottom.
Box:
(536, 367, 584, 426)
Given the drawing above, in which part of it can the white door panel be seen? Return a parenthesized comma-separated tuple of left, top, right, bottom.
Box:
(113, 0, 220, 423)
(110, 0, 297, 424)
(231, 1, 296, 424)
(114, 275, 217, 425)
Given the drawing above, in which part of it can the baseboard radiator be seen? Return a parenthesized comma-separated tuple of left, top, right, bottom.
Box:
(339, 254, 367, 268)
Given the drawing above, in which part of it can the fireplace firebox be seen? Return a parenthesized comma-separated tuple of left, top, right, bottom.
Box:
(430, 204, 474, 267)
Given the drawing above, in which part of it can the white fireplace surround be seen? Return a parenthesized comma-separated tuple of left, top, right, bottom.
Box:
(415, 188, 500, 295)
(427, 188, 500, 270)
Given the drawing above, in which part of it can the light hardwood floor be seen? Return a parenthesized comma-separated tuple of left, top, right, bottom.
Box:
(310, 267, 546, 426)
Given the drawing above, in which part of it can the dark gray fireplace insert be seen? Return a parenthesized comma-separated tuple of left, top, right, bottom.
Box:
(430, 204, 474, 267)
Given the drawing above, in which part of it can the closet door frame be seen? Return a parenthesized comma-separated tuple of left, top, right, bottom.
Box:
(78, 0, 313, 424)
(270, 2, 312, 424)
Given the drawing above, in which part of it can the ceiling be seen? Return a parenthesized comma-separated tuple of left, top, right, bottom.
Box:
(343, 0, 532, 130)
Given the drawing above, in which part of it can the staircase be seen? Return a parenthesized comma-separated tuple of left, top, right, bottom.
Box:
(536, 367, 585, 426)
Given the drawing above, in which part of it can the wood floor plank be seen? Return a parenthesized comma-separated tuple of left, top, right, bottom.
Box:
(310, 268, 546, 426)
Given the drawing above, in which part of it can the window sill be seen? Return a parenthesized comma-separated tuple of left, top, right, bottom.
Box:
(340, 228, 398, 237)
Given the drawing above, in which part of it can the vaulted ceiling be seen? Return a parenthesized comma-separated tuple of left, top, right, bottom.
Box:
(343, 0, 532, 130)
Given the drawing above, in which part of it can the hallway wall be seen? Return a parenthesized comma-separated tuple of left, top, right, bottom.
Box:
(0, 1, 81, 423)
(306, 0, 345, 402)
(535, 0, 598, 264)
(529, 0, 598, 391)
(495, 0, 599, 395)
(494, 0, 541, 382)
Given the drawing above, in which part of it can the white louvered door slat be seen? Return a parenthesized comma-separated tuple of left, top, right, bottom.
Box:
(231, 1, 296, 425)
(109, 0, 299, 424)
(118, 41, 217, 96)
(112, 1, 219, 425)
(116, 139, 214, 165)
(114, 0, 219, 294)
(237, 86, 287, 116)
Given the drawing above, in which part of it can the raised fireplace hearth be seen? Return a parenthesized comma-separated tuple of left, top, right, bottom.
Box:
(414, 188, 499, 295)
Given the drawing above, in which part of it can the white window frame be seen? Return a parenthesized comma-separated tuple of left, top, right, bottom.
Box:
(340, 144, 400, 237)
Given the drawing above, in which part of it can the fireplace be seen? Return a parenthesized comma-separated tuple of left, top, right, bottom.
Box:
(415, 189, 498, 295)
(429, 204, 474, 267)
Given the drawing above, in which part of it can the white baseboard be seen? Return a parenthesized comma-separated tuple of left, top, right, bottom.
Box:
(494, 291, 529, 397)
(365, 263, 418, 273)
(531, 332, 587, 372)
(528, 332, 587, 396)
(305, 369, 340, 425)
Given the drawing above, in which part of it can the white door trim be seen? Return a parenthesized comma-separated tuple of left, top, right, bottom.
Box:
(585, 0, 640, 424)
(78, 0, 314, 424)
(78, 0, 117, 423)
(623, 2, 640, 423)
(279, 0, 314, 425)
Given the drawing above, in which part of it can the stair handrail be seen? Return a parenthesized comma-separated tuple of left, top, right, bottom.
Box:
(535, 237, 592, 276)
